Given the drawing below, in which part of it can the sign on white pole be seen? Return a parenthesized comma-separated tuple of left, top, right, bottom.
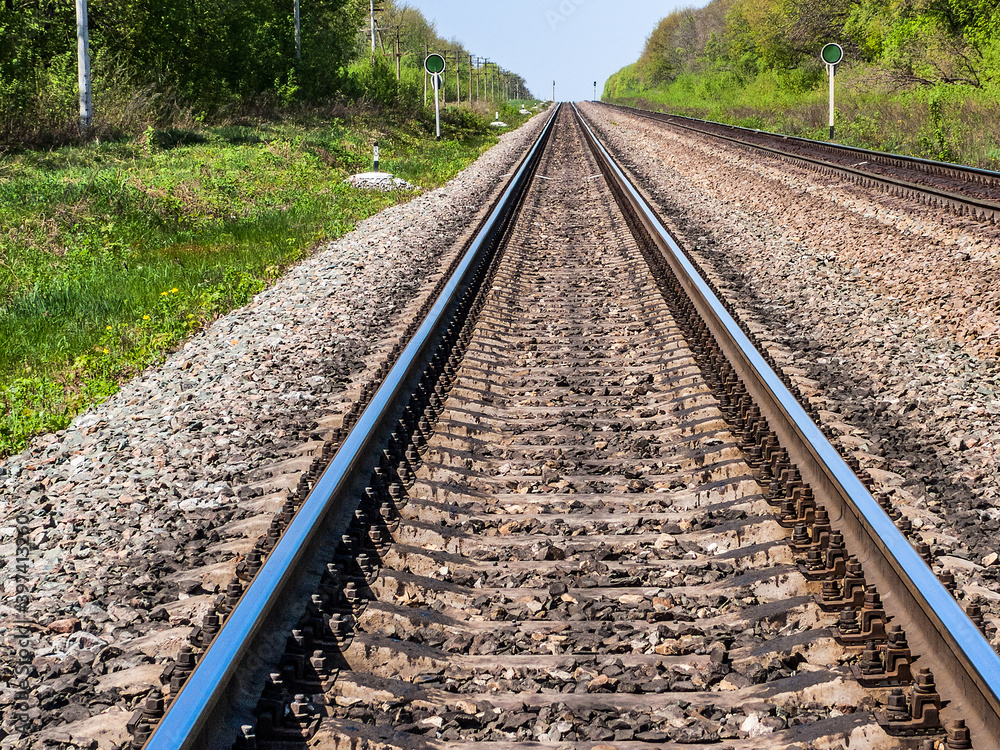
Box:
(821, 43, 843, 140)
(425, 54, 446, 141)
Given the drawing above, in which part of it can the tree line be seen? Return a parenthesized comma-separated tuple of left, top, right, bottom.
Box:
(0, 0, 530, 146)
(609, 0, 1000, 94)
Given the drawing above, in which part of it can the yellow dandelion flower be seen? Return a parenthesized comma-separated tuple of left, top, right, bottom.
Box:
(103, 348, 109, 354)
(161, 291, 169, 296)
(170, 287, 178, 293)
(143, 315, 150, 320)
(106, 325, 113, 330)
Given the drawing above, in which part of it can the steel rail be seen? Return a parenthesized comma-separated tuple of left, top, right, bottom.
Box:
(603, 102, 1000, 223)
(143, 103, 561, 750)
(574, 103, 1000, 748)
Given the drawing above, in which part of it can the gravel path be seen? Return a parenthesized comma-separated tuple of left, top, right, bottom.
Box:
(579, 102, 1000, 638)
(0, 110, 549, 750)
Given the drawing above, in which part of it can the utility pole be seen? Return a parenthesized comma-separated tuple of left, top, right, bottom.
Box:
(294, 0, 301, 60)
(552, 80, 556, 102)
(370, 0, 376, 60)
(75, 0, 92, 132)
(469, 53, 473, 105)
(424, 42, 428, 106)
(455, 51, 461, 105)
(395, 28, 401, 81)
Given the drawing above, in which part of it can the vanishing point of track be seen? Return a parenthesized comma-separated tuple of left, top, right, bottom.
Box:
(132, 105, 1000, 750)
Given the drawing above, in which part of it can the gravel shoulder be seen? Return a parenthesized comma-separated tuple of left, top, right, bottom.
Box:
(0, 110, 549, 750)
(579, 101, 1000, 637)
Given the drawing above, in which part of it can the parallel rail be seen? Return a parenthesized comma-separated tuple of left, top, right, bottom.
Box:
(140, 102, 1000, 749)
(142, 105, 561, 750)
(602, 101, 1000, 224)
(575, 102, 1000, 748)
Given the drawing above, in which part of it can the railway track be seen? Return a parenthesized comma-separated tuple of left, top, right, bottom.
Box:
(601, 102, 1000, 225)
(130, 105, 1000, 750)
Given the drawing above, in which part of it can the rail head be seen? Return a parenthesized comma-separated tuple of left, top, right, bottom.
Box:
(143, 103, 562, 750)
(574, 102, 1000, 747)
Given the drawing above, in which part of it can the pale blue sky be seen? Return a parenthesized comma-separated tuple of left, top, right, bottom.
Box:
(405, 1, 698, 103)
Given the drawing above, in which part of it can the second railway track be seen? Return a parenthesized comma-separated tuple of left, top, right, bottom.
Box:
(602, 102, 1000, 225)
(135, 105, 1000, 750)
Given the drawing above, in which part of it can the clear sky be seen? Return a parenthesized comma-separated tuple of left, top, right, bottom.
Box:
(404, 1, 699, 103)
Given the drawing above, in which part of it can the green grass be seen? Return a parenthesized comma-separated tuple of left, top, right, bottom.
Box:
(0, 102, 539, 457)
(606, 63, 1000, 170)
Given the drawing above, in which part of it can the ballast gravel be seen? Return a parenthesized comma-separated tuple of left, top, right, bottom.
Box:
(579, 101, 1000, 638)
(0, 110, 548, 749)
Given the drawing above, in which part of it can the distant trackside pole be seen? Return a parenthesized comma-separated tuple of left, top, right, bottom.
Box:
(821, 43, 843, 140)
(829, 66, 834, 139)
(425, 53, 446, 141)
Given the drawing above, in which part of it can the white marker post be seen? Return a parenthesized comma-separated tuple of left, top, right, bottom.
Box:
(373, 141, 380, 172)
(821, 43, 843, 141)
(594, 81, 597, 101)
(75, 0, 92, 132)
(294, 0, 301, 60)
(425, 54, 446, 141)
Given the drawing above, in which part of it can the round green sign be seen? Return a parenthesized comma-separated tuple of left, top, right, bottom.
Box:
(424, 54, 446, 74)
(821, 43, 843, 65)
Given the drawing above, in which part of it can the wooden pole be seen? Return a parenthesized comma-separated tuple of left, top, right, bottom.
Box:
(75, 0, 92, 131)
(369, 0, 376, 61)
(395, 28, 401, 81)
(424, 42, 428, 107)
(455, 51, 460, 105)
(469, 53, 473, 105)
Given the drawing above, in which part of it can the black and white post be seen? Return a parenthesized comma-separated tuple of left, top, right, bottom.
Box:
(821, 43, 843, 140)
(433, 74, 442, 139)
(75, 0, 92, 132)
(373, 141, 380, 172)
(594, 81, 597, 101)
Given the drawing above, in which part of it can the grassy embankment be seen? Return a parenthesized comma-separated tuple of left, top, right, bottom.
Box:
(605, 64, 1000, 169)
(0, 102, 538, 457)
